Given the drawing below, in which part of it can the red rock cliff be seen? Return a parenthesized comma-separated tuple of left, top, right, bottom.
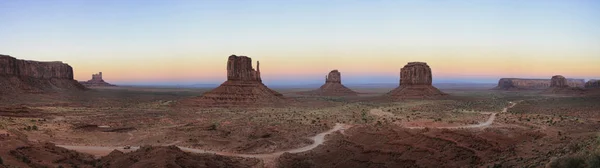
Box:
(400, 62, 432, 86)
(0, 54, 86, 94)
(325, 70, 341, 84)
(226, 55, 261, 82)
(387, 62, 446, 99)
(0, 55, 74, 79)
(183, 55, 283, 107)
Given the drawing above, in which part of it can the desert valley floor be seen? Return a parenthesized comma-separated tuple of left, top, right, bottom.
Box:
(1, 85, 600, 168)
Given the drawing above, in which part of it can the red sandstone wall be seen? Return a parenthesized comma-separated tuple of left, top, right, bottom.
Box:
(0, 55, 74, 79)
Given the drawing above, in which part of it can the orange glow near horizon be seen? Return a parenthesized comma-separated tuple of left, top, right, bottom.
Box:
(69, 47, 600, 83)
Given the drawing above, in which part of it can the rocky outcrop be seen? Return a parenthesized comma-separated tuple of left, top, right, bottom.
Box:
(543, 75, 585, 94)
(387, 62, 447, 99)
(184, 55, 284, 107)
(302, 70, 358, 96)
(0, 54, 86, 94)
(79, 72, 116, 87)
(494, 78, 585, 90)
(585, 80, 600, 88)
(550, 75, 568, 88)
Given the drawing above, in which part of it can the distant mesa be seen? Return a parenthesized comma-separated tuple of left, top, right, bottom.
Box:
(0, 54, 86, 94)
(494, 77, 585, 90)
(386, 62, 447, 99)
(185, 55, 284, 106)
(550, 75, 568, 88)
(79, 72, 116, 87)
(302, 70, 358, 96)
(585, 79, 600, 88)
(543, 75, 585, 94)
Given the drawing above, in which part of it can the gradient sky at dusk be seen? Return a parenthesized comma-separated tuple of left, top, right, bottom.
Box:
(1, 0, 599, 85)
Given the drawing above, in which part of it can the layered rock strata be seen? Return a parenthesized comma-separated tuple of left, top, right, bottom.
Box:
(543, 75, 585, 94)
(0, 54, 86, 93)
(585, 80, 600, 88)
(192, 55, 284, 106)
(494, 78, 585, 90)
(387, 62, 447, 99)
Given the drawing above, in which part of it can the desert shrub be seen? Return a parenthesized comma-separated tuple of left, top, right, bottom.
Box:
(549, 156, 586, 168)
(208, 122, 218, 131)
(32, 125, 38, 130)
(588, 152, 600, 168)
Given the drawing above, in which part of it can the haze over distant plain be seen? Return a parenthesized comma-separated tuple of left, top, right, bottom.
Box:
(1, 0, 599, 85)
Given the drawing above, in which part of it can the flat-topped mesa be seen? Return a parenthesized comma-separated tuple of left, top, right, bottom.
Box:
(387, 62, 446, 99)
(550, 75, 568, 88)
(0, 54, 86, 93)
(325, 70, 341, 84)
(226, 55, 261, 82)
(184, 55, 284, 107)
(494, 78, 586, 90)
(400, 62, 432, 86)
(543, 75, 586, 94)
(0, 54, 74, 79)
(585, 79, 600, 88)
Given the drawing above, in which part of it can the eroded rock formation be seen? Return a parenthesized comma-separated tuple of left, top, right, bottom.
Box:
(188, 55, 284, 106)
(387, 62, 447, 99)
(303, 70, 358, 96)
(79, 72, 116, 87)
(494, 78, 585, 90)
(543, 75, 585, 94)
(585, 80, 600, 88)
(550, 75, 568, 88)
(0, 54, 86, 94)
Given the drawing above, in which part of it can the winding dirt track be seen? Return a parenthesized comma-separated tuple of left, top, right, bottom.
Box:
(405, 101, 518, 129)
(57, 101, 518, 167)
(58, 123, 350, 167)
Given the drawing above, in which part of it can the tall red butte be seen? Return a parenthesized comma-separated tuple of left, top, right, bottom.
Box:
(386, 62, 447, 99)
(191, 55, 284, 106)
(0, 54, 86, 94)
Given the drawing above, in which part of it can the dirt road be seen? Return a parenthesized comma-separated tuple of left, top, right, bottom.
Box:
(58, 123, 349, 167)
(404, 101, 518, 129)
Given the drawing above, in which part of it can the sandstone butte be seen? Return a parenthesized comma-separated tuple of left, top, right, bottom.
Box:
(0, 54, 86, 94)
(542, 75, 585, 94)
(494, 78, 585, 90)
(305, 70, 358, 96)
(386, 62, 447, 99)
(188, 55, 284, 106)
(585, 79, 600, 88)
(79, 72, 116, 87)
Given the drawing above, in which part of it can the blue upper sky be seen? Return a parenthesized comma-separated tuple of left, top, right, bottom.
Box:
(1, 0, 599, 85)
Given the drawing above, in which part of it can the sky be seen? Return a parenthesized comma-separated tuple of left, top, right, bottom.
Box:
(1, 0, 599, 85)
